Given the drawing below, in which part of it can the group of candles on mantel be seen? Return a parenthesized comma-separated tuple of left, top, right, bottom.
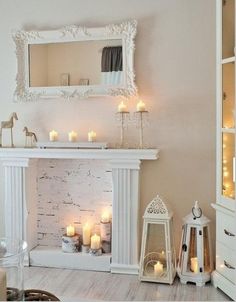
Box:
(49, 130, 96, 142)
(62, 210, 111, 256)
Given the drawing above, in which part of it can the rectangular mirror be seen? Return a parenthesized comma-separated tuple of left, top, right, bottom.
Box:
(13, 21, 137, 101)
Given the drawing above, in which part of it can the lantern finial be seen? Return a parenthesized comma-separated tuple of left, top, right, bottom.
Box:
(192, 201, 202, 219)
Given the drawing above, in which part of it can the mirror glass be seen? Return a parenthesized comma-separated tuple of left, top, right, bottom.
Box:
(29, 39, 123, 87)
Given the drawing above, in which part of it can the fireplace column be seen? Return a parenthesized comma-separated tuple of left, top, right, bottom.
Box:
(110, 159, 141, 275)
(2, 158, 38, 261)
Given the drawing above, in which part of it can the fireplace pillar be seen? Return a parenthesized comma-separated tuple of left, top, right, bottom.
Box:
(110, 159, 141, 275)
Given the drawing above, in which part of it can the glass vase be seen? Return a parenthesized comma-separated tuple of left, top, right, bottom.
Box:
(0, 238, 27, 301)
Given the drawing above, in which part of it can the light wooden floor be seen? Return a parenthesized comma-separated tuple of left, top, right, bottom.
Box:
(24, 267, 231, 301)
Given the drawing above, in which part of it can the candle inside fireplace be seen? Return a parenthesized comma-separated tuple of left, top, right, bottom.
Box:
(101, 211, 110, 223)
(91, 234, 101, 250)
(66, 224, 75, 237)
(83, 223, 91, 245)
(118, 101, 128, 112)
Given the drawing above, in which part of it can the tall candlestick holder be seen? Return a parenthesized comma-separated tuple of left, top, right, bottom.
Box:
(134, 110, 149, 148)
(115, 111, 130, 148)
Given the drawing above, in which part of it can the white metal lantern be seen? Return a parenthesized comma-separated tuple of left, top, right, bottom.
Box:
(177, 201, 213, 286)
(139, 195, 176, 284)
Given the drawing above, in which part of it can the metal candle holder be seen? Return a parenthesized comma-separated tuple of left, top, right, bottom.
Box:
(115, 111, 130, 148)
(134, 111, 149, 149)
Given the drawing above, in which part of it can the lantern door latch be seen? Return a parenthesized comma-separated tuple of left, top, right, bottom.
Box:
(224, 229, 235, 237)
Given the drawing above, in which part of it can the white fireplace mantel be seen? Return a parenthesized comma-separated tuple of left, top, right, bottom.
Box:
(0, 148, 159, 275)
(0, 148, 158, 160)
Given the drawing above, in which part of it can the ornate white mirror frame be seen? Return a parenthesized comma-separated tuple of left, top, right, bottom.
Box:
(13, 20, 137, 101)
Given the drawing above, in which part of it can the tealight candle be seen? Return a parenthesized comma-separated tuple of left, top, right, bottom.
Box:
(154, 261, 163, 276)
(66, 224, 75, 237)
(101, 211, 110, 223)
(88, 130, 96, 142)
(49, 130, 58, 141)
(68, 130, 78, 142)
(136, 100, 146, 112)
(190, 257, 198, 273)
(83, 223, 91, 245)
(91, 234, 101, 250)
(118, 101, 128, 112)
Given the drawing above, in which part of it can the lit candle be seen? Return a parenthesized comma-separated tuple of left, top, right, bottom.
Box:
(101, 211, 110, 223)
(91, 234, 101, 250)
(154, 261, 163, 276)
(118, 101, 128, 112)
(88, 130, 96, 142)
(66, 224, 75, 237)
(49, 130, 58, 142)
(68, 130, 78, 142)
(0, 268, 6, 301)
(136, 100, 146, 112)
(83, 223, 91, 245)
(190, 257, 198, 273)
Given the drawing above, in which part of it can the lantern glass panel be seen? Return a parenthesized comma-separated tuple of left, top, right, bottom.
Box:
(203, 226, 211, 272)
(143, 223, 167, 279)
(187, 227, 198, 273)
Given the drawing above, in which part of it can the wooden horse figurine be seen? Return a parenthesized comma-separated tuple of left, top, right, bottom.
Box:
(0, 112, 18, 147)
(23, 127, 37, 148)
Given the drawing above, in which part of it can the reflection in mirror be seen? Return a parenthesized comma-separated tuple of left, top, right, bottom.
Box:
(29, 39, 123, 87)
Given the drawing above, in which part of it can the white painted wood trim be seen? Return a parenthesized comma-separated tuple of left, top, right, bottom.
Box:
(222, 56, 235, 64)
(110, 264, 139, 275)
(0, 148, 159, 160)
(30, 246, 111, 272)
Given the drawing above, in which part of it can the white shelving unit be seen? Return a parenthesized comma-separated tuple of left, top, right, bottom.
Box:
(212, 1, 236, 300)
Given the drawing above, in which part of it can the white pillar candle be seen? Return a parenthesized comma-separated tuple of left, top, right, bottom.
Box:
(154, 261, 163, 276)
(0, 268, 6, 301)
(91, 234, 101, 250)
(88, 131, 96, 142)
(66, 224, 75, 237)
(118, 101, 128, 112)
(49, 130, 58, 141)
(68, 131, 78, 142)
(101, 211, 110, 223)
(83, 223, 91, 245)
(136, 100, 146, 112)
(190, 257, 198, 273)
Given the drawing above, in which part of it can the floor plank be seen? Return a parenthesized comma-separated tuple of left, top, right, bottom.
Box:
(23, 267, 231, 301)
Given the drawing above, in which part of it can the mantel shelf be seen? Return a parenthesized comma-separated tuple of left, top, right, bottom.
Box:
(0, 148, 159, 160)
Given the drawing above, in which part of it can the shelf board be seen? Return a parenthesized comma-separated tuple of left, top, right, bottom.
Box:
(29, 245, 111, 271)
(221, 128, 235, 133)
(222, 57, 235, 64)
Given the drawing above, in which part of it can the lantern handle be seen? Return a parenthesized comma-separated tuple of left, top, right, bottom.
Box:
(192, 201, 202, 219)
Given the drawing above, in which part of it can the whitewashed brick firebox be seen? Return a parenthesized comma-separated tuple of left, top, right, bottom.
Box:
(0, 148, 159, 275)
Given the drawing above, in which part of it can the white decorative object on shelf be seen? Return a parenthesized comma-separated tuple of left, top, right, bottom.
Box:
(0, 113, 18, 148)
(134, 105, 149, 149)
(62, 234, 80, 253)
(23, 127, 37, 148)
(139, 195, 176, 284)
(116, 104, 130, 148)
(177, 201, 213, 286)
(36, 141, 108, 149)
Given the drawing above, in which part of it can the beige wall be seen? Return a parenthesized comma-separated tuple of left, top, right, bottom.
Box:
(0, 0, 216, 254)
